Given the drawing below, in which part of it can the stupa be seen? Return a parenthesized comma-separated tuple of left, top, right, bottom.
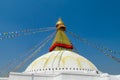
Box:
(0, 19, 120, 80)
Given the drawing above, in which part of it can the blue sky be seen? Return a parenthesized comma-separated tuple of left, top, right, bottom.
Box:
(0, 0, 120, 75)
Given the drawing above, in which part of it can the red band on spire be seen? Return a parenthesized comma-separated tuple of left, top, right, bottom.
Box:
(49, 42, 73, 51)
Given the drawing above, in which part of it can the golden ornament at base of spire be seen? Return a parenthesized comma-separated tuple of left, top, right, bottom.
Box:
(56, 18, 66, 31)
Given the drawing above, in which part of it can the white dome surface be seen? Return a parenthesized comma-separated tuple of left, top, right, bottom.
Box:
(25, 50, 98, 73)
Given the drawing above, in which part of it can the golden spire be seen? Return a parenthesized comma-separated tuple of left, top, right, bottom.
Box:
(56, 18, 64, 25)
(49, 18, 73, 51)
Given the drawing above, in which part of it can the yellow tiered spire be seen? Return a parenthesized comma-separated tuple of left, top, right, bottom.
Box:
(49, 18, 73, 51)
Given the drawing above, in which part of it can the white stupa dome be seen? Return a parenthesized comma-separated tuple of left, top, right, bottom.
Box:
(25, 50, 98, 74)
(24, 19, 99, 74)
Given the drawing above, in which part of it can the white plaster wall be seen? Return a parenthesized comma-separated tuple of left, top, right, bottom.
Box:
(9, 74, 32, 80)
(109, 76, 120, 80)
(9, 72, 100, 80)
(0, 77, 8, 80)
(62, 73, 100, 80)
(34, 75, 62, 80)
(8, 72, 120, 80)
(9, 72, 62, 80)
